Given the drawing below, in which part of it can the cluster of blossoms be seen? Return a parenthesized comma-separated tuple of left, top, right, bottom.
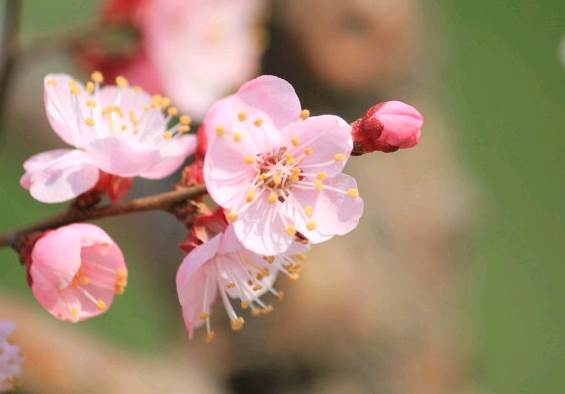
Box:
(13, 71, 422, 343)
(0, 321, 21, 392)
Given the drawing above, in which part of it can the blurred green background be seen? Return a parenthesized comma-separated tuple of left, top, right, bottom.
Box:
(0, 1, 564, 393)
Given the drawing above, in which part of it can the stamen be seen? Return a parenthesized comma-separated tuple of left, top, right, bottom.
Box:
(116, 76, 129, 88)
(347, 188, 359, 198)
(69, 80, 81, 94)
(246, 190, 257, 203)
(231, 317, 245, 331)
(96, 299, 107, 311)
(291, 135, 300, 146)
(163, 131, 173, 140)
(306, 221, 317, 231)
(304, 206, 314, 217)
(300, 109, 310, 120)
(227, 211, 239, 222)
(238, 112, 247, 121)
(167, 107, 179, 116)
(243, 155, 255, 164)
(85, 118, 95, 126)
(286, 224, 297, 237)
(335, 153, 346, 161)
(317, 172, 328, 180)
(86, 99, 97, 108)
(91, 71, 104, 83)
(286, 154, 297, 165)
(234, 132, 243, 142)
(315, 179, 323, 191)
(180, 115, 191, 125)
(86, 81, 95, 93)
(199, 312, 210, 320)
(216, 126, 225, 136)
(205, 331, 215, 343)
(268, 192, 278, 204)
(304, 147, 314, 155)
(253, 118, 264, 127)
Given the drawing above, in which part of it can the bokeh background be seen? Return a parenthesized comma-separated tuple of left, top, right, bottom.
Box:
(1, 0, 564, 393)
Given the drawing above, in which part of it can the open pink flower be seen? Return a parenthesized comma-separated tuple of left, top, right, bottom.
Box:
(177, 221, 308, 342)
(20, 73, 196, 203)
(29, 224, 128, 322)
(0, 321, 21, 392)
(203, 75, 364, 255)
(93, 0, 266, 120)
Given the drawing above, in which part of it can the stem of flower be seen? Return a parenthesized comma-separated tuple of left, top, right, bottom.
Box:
(0, 185, 207, 250)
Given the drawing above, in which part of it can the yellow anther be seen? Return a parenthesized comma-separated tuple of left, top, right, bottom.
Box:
(91, 71, 104, 83)
(129, 111, 139, 124)
(253, 118, 264, 127)
(160, 97, 171, 108)
(178, 125, 190, 133)
(291, 167, 301, 175)
(233, 132, 243, 142)
(238, 112, 247, 121)
(347, 188, 359, 198)
(335, 153, 346, 161)
(230, 317, 245, 331)
(315, 179, 323, 191)
(116, 75, 129, 88)
(115, 285, 126, 295)
(263, 256, 275, 264)
(291, 135, 300, 146)
(290, 174, 300, 183)
(304, 147, 314, 155)
(304, 206, 314, 217)
(289, 273, 300, 281)
(167, 106, 179, 116)
(69, 80, 81, 94)
(180, 115, 191, 125)
(70, 306, 79, 317)
(163, 131, 173, 140)
(47, 79, 58, 86)
(273, 173, 282, 185)
(205, 331, 215, 343)
(317, 172, 328, 180)
(79, 275, 90, 286)
(117, 268, 127, 279)
(199, 311, 210, 320)
(133, 85, 142, 93)
(300, 109, 310, 120)
(85, 118, 95, 126)
(226, 282, 236, 289)
(96, 299, 107, 311)
(86, 81, 95, 93)
(295, 253, 307, 261)
(251, 308, 262, 317)
(246, 190, 257, 203)
(286, 154, 296, 165)
(216, 126, 225, 136)
(243, 155, 255, 164)
(262, 305, 274, 314)
(241, 300, 250, 309)
(252, 284, 263, 291)
(86, 99, 97, 108)
(227, 211, 239, 222)
(286, 224, 297, 237)
(306, 221, 317, 231)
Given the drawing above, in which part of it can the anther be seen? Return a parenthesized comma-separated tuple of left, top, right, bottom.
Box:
(96, 299, 107, 311)
(163, 131, 173, 140)
(253, 118, 264, 127)
(91, 71, 104, 83)
(262, 305, 274, 314)
(69, 80, 81, 94)
(70, 306, 79, 317)
(246, 190, 257, 203)
(315, 179, 323, 191)
(286, 154, 297, 165)
(335, 153, 346, 161)
(216, 126, 225, 136)
(85, 118, 95, 126)
(317, 172, 328, 180)
(226, 282, 236, 289)
(199, 311, 210, 320)
(347, 188, 359, 198)
(304, 206, 314, 217)
(86, 99, 97, 108)
(230, 317, 245, 331)
(300, 109, 310, 120)
(167, 107, 179, 116)
(263, 256, 275, 264)
(180, 115, 191, 125)
(291, 135, 300, 146)
(178, 125, 190, 133)
(304, 147, 314, 155)
(286, 225, 297, 237)
(205, 331, 215, 343)
(306, 221, 317, 231)
(241, 300, 250, 309)
(227, 211, 239, 222)
(86, 81, 95, 93)
(116, 76, 129, 88)
(243, 155, 255, 164)
(233, 132, 242, 142)
(238, 112, 247, 121)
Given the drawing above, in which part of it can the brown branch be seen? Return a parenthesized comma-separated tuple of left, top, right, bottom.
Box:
(0, 185, 207, 249)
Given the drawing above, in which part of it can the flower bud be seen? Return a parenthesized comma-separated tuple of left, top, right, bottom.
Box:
(28, 224, 128, 322)
(352, 101, 423, 155)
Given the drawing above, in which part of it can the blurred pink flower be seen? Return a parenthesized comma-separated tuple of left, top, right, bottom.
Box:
(352, 101, 423, 154)
(177, 221, 308, 342)
(95, 0, 266, 120)
(29, 224, 128, 323)
(0, 321, 21, 392)
(20, 73, 195, 203)
(203, 75, 364, 255)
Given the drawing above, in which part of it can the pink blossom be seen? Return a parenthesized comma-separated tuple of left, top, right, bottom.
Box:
(177, 223, 308, 342)
(20, 73, 196, 203)
(29, 224, 128, 322)
(93, 0, 266, 120)
(352, 101, 423, 154)
(203, 75, 364, 255)
(0, 321, 21, 392)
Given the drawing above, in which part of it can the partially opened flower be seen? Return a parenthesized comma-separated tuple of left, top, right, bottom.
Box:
(92, 0, 267, 120)
(177, 217, 308, 342)
(20, 72, 196, 203)
(29, 224, 128, 322)
(0, 321, 21, 392)
(203, 75, 364, 255)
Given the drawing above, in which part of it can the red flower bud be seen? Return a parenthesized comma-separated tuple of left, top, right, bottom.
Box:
(352, 101, 423, 155)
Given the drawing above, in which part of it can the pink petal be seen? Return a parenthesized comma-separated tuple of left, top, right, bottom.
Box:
(176, 234, 222, 337)
(203, 134, 257, 209)
(232, 194, 293, 255)
(201, 95, 236, 151)
(289, 174, 364, 244)
(375, 101, 424, 147)
(20, 149, 99, 203)
(140, 135, 197, 179)
(235, 75, 302, 130)
(85, 136, 161, 177)
(44, 74, 87, 147)
(284, 115, 353, 177)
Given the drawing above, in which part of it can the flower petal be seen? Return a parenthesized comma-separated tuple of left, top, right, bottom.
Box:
(20, 149, 99, 203)
(140, 135, 197, 179)
(85, 136, 161, 177)
(289, 174, 364, 244)
(284, 115, 353, 177)
(44, 74, 87, 147)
